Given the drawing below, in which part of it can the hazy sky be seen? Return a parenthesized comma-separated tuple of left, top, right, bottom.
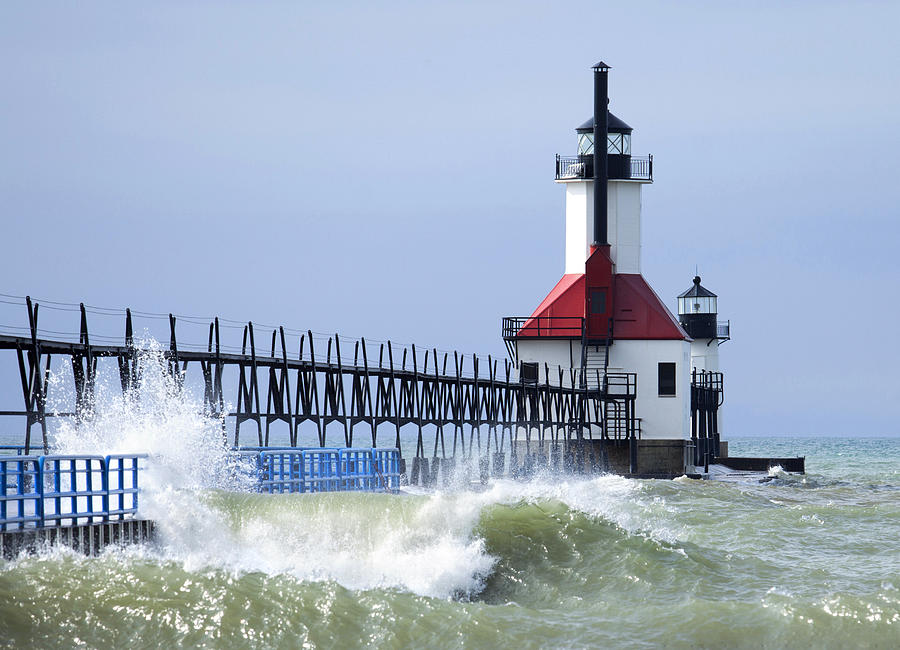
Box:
(1, 1, 898, 436)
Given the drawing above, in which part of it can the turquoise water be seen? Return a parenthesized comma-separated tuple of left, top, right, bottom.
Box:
(1, 436, 898, 648)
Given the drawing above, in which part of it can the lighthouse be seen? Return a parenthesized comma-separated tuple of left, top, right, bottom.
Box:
(503, 62, 703, 476)
(677, 275, 731, 374)
(497, 62, 809, 478)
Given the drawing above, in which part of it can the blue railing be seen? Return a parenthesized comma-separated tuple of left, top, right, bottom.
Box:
(303, 448, 342, 493)
(255, 447, 401, 494)
(0, 456, 41, 529)
(106, 455, 142, 519)
(2, 447, 401, 530)
(341, 448, 377, 491)
(0, 454, 144, 531)
(259, 450, 305, 494)
(373, 448, 401, 491)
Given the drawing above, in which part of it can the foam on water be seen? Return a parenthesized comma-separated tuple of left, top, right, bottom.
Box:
(34, 339, 685, 600)
(137, 472, 684, 599)
(48, 339, 245, 492)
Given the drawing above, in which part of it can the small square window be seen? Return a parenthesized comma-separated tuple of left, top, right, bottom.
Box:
(521, 362, 539, 384)
(658, 362, 676, 396)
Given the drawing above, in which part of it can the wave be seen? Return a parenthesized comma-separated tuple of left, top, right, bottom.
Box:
(136, 475, 677, 600)
(33, 343, 693, 600)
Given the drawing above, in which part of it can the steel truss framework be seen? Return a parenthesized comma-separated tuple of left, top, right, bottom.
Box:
(0, 299, 639, 477)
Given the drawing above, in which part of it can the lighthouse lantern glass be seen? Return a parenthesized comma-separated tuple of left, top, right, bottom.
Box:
(678, 296, 717, 315)
(578, 133, 594, 155)
(604, 133, 631, 155)
(607, 133, 622, 154)
(578, 132, 631, 156)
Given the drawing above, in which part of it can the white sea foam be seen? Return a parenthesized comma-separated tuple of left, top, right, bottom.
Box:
(49, 338, 246, 493)
(151, 475, 675, 598)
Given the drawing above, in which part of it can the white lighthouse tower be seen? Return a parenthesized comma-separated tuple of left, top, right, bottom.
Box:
(563, 106, 645, 276)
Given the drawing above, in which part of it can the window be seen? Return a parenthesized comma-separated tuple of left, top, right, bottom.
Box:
(521, 362, 539, 384)
(607, 133, 623, 154)
(578, 133, 594, 155)
(589, 288, 606, 315)
(658, 362, 676, 396)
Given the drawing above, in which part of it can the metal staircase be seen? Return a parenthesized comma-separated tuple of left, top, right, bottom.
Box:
(583, 344, 608, 390)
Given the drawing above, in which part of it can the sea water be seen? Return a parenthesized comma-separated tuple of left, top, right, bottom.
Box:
(0, 350, 898, 648)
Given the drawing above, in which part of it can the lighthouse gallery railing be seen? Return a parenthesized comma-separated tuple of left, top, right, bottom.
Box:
(555, 155, 653, 181)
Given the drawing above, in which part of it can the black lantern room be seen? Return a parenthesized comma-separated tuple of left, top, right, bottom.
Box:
(576, 112, 633, 179)
(677, 276, 718, 339)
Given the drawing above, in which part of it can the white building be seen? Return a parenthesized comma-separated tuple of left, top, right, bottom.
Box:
(502, 63, 728, 476)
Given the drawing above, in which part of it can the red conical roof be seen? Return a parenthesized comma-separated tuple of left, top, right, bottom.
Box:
(519, 273, 688, 340)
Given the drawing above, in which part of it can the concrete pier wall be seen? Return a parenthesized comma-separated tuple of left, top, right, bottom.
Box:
(511, 439, 695, 479)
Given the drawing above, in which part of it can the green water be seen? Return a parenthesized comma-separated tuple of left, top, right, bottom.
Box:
(2, 437, 899, 649)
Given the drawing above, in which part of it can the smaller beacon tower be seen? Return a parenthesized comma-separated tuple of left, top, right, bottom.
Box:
(676, 276, 730, 373)
(677, 276, 730, 465)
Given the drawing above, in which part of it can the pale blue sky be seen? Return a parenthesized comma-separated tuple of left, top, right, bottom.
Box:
(1, 1, 898, 435)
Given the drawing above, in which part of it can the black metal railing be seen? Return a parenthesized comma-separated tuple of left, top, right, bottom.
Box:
(691, 368, 724, 411)
(604, 403, 641, 441)
(691, 368, 723, 392)
(502, 316, 584, 340)
(555, 154, 653, 181)
(605, 372, 638, 398)
(716, 320, 731, 340)
(629, 155, 653, 181)
(555, 156, 586, 180)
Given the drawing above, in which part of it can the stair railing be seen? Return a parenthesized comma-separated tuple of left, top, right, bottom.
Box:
(601, 317, 613, 395)
(579, 318, 588, 390)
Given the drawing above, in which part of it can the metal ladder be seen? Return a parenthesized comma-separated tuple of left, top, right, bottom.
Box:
(583, 344, 607, 391)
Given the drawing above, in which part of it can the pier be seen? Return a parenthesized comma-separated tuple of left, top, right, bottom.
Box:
(0, 296, 643, 482)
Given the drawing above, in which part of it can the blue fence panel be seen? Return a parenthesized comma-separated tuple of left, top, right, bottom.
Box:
(105, 455, 144, 520)
(373, 448, 401, 492)
(259, 451, 305, 494)
(235, 447, 319, 492)
(40, 456, 108, 527)
(0, 454, 147, 529)
(302, 449, 341, 493)
(340, 448, 376, 491)
(0, 456, 42, 531)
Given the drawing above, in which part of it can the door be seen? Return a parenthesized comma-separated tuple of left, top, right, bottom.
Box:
(587, 287, 609, 338)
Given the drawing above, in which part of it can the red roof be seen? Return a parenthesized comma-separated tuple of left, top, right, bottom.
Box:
(518, 274, 585, 337)
(520, 273, 688, 340)
(612, 274, 689, 340)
